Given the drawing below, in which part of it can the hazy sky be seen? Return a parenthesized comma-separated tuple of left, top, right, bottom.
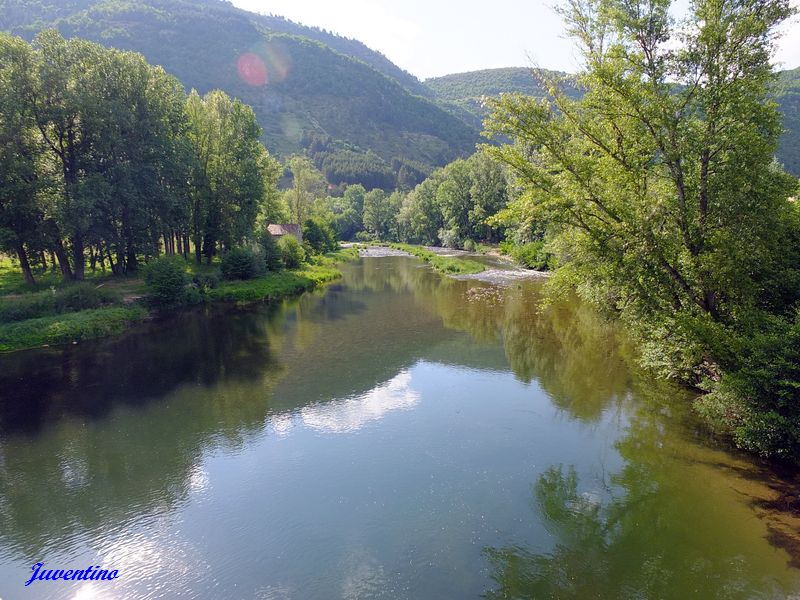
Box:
(231, 0, 800, 79)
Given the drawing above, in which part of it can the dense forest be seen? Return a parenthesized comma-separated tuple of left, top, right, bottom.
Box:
(0, 31, 284, 282)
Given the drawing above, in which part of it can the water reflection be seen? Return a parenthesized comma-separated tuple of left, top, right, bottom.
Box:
(301, 371, 420, 434)
(0, 256, 797, 598)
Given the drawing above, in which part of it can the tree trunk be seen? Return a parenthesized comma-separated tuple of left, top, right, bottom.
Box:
(126, 240, 138, 274)
(15, 242, 36, 285)
(54, 238, 73, 280)
(72, 233, 85, 280)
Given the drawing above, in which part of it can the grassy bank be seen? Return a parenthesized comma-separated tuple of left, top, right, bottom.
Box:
(0, 248, 358, 353)
(208, 261, 347, 302)
(0, 306, 148, 352)
(388, 244, 485, 275)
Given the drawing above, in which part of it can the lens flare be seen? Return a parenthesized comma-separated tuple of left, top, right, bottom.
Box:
(236, 41, 292, 88)
(237, 52, 268, 87)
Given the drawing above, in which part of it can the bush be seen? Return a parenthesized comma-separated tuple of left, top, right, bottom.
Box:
(192, 272, 220, 293)
(220, 247, 265, 281)
(438, 228, 461, 249)
(696, 311, 800, 459)
(510, 241, 552, 270)
(278, 235, 305, 269)
(54, 283, 117, 313)
(355, 230, 375, 242)
(303, 218, 338, 254)
(0, 283, 117, 323)
(144, 256, 188, 306)
(258, 232, 284, 272)
(462, 239, 477, 252)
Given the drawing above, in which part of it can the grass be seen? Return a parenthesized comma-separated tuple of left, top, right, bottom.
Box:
(0, 306, 148, 353)
(0, 247, 358, 352)
(207, 248, 357, 302)
(389, 243, 485, 275)
(208, 263, 343, 302)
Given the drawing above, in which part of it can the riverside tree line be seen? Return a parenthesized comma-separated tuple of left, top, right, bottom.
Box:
(0, 30, 283, 284)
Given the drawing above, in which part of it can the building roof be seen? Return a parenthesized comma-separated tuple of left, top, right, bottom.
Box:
(267, 224, 301, 236)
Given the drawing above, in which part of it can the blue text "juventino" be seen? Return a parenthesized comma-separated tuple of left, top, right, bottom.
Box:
(25, 562, 119, 586)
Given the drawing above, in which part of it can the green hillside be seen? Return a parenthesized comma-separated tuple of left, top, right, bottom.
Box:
(0, 0, 477, 183)
(776, 67, 800, 176)
(427, 66, 800, 177)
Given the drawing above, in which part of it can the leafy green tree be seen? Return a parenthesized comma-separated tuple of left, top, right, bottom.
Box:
(258, 230, 284, 272)
(486, 0, 800, 455)
(363, 188, 402, 240)
(302, 218, 337, 254)
(185, 89, 280, 264)
(0, 34, 43, 284)
(285, 155, 326, 226)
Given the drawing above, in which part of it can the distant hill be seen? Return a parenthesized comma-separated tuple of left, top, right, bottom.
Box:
(776, 67, 800, 177)
(426, 66, 800, 177)
(0, 0, 478, 187)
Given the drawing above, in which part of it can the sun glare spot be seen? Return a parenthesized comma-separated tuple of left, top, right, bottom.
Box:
(237, 52, 268, 86)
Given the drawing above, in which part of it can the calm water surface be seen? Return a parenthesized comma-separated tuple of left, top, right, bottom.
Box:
(1, 256, 799, 599)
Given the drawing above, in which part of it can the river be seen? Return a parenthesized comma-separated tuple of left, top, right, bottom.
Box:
(0, 255, 798, 599)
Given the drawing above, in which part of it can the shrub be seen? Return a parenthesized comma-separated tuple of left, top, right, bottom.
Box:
(54, 283, 117, 313)
(0, 283, 117, 323)
(438, 228, 461, 249)
(278, 235, 305, 269)
(303, 218, 338, 254)
(510, 241, 552, 270)
(144, 256, 188, 306)
(192, 272, 220, 293)
(462, 239, 477, 252)
(258, 232, 284, 272)
(355, 230, 375, 242)
(220, 247, 265, 281)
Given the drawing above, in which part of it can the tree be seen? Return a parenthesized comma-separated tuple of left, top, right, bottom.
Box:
(486, 0, 800, 455)
(285, 155, 325, 226)
(185, 90, 280, 264)
(0, 34, 43, 284)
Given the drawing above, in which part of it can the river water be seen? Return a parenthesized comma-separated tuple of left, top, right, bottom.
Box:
(0, 255, 798, 599)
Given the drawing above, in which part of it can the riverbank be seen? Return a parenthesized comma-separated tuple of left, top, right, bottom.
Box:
(0, 248, 357, 353)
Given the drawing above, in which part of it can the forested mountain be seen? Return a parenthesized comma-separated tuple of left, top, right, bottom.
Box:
(776, 67, 800, 176)
(0, 0, 477, 186)
(427, 66, 800, 176)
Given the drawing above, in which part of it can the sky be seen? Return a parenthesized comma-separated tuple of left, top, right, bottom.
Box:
(231, 0, 800, 79)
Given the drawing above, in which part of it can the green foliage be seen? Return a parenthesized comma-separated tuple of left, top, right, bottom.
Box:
(220, 247, 265, 281)
(277, 235, 305, 269)
(186, 89, 281, 264)
(696, 311, 800, 458)
(0, 283, 118, 323)
(143, 256, 188, 306)
(0, 306, 147, 352)
(391, 244, 485, 275)
(258, 230, 284, 272)
(428, 65, 800, 178)
(1, 0, 478, 174)
(192, 271, 220, 294)
(207, 263, 341, 302)
(302, 218, 337, 255)
(486, 0, 800, 458)
(503, 241, 552, 271)
(398, 151, 509, 246)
